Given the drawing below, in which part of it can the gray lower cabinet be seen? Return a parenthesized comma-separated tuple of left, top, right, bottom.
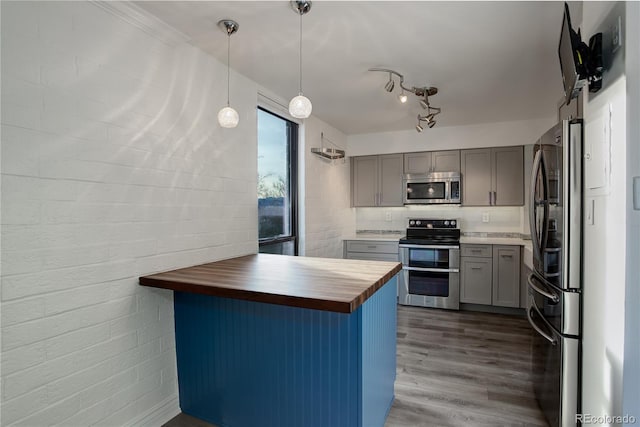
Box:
(460, 244, 521, 308)
(352, 154, 403, 207)
(461, 146, 524, 206)
(460, 257, 492, 304)
(343, 240, 399, 262)
(492, 245, 521, 307)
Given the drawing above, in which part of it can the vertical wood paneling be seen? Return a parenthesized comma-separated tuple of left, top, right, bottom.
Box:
(173, 275, 398, 427)
(361, 277, 398, 426)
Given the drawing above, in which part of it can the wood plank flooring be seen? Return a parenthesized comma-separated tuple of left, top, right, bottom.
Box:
(163, 306, 548, 427)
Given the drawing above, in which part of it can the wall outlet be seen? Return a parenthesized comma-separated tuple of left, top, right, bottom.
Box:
(481, 212, 490, 223)
(384, 211, 393, 222)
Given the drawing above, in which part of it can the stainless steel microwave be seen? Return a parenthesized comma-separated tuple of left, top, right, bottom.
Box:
(403, 172, 461, 204)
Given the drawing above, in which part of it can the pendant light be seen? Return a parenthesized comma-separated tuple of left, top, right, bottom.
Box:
(217, 19, 239, 128)
(289, 1, 312, 119)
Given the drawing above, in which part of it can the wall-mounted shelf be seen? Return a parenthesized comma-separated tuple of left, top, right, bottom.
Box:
(311, 147, 345, 160)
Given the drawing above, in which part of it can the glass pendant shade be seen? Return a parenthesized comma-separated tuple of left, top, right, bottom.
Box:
(218, 106, 239, 128)
(288, 94, 312, 119)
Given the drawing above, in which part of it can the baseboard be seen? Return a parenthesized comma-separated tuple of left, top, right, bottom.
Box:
(126, 395, 181, 427)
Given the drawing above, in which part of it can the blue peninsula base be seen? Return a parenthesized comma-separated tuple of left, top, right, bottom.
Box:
(173, 276, 398, 427)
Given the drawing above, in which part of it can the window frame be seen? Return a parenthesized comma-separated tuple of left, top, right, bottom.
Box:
(257, 107, 299, 256)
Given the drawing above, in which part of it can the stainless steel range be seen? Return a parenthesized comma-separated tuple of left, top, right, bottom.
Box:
(398, 219, 460, 310)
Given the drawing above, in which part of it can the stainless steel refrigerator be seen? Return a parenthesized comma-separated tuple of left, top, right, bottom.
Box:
(527, 119, 582, 427)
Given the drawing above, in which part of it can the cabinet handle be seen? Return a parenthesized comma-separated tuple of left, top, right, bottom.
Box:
(471, 249, 482, 252)
(470, 267, 483, 271)
(367, 246, 377, 249)
(493, 191, 497, 205)
(501, 254, 513, 258)
(488, 191, 492, 205)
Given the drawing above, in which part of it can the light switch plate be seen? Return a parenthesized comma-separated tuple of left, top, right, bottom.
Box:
(634, 177, 640, 211)
(482, 212, 490, 223)
(384, 212, 393, 221)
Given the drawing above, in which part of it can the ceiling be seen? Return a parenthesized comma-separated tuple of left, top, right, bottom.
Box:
(135, 1, 565, 135)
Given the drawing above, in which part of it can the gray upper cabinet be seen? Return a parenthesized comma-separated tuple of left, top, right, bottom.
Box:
(461, 146, 524, 206)
(432, 150, 461, 173)
(403, 152, 431, 174)
(352, 154, 403, 207)
(352, 156, 378, 206)
(404, 150, 460, 174)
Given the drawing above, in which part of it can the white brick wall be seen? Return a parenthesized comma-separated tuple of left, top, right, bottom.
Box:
(302, 117, 355, 258)
(1, 2, 258, 425)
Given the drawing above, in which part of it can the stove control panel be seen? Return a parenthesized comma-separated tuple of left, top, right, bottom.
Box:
(408, 219, 458, 229)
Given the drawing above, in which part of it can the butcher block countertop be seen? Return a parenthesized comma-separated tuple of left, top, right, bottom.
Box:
(139, 253, 402, 314)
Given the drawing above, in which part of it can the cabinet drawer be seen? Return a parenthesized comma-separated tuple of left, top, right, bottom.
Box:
(345, 252, 399, 262)
(461, 244, 492, 258)
(345, 241, 398, 254)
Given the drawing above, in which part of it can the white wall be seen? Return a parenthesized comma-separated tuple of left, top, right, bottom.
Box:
(356, 206, 523, 234)
(623, 0, 640, 420)
(580, 1, 629, 422)
(301, 117, 354, 258)
(1, 2, 258, 426)
(347, 117, 554, 156)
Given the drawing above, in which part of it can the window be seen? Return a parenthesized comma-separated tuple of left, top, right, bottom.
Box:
(257, 108, 298, 255)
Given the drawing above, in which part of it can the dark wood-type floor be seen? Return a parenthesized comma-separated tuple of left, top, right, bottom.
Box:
(163, 306, 549, 427)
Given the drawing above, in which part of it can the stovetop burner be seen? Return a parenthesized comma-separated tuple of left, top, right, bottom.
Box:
(400, 218, 460, 246)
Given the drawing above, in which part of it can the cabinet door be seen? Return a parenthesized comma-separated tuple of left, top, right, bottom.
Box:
(378, 154, 404, 206)
(492, 146, 524, 206)
(352, 156, 378, 207)
(432, 150, 461, 173)
(460, 257, 492, 304)
(492, 245, 521, 307)
(404, 152, 431, 174)
(461, 149, 492, 206)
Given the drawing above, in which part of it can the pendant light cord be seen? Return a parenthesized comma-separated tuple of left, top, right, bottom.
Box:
(298, 12, 303, 95)
(226, 31, 231, 106)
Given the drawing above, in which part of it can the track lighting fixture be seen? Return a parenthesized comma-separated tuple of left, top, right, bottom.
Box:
(217, 19, 240, 128)
(369, 68, 441, 130)
(289, 1, 313, 119)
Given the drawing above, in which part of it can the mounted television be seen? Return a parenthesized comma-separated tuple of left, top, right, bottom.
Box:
(558, 3, 589, 105)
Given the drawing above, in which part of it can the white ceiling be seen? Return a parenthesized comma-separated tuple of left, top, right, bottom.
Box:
(135, 1, 565, 135)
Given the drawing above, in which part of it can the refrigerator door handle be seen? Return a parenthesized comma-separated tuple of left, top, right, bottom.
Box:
(527, 306, 557, 345)
(529, 149, 543, 262)
(528, 273, 560, 303)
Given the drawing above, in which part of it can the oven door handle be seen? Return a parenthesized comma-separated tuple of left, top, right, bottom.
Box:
(527, 306, 557, 345)
(399, 244, 460, 250)
(402, 266, 459, 273)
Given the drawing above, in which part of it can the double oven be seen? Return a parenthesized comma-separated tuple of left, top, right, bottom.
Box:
(398, 219, 460, 310)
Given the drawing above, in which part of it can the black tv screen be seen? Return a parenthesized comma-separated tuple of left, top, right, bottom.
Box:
(558, 3, 587, 104)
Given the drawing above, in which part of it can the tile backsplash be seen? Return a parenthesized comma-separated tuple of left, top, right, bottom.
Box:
(356, 206, 526, 234)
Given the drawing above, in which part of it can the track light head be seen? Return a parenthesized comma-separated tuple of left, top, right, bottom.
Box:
(419, 99, 429, 109)
(416, 123, 424, 133)
(384, 76, 395, 92)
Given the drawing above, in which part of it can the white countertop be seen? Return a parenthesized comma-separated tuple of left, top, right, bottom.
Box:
(344, 234, 403, 242)
(345, 234, 533, 246)
(460, 236, 531, 246)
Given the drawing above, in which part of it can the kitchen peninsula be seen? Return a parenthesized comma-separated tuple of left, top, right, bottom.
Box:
(139, 254, 402, 427)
